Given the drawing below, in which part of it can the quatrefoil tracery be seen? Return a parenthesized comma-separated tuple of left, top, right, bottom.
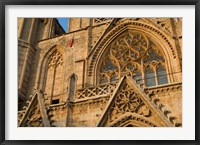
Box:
(48, 51, 63, 69)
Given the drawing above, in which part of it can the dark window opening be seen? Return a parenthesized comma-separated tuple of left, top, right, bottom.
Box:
(52, 99, 60, 104)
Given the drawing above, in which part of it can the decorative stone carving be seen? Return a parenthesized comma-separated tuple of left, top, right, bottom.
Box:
(18, 90, 54, 127)
(48, 50, 63, 69)
(115, 18, 141, 25)
(24, 102, 44, 127)
(97, 76, 181, 127)
(109, 83, 151, 123)
(75, 82, 117, 100)
(93, 18, 113, 25)
(148, 18, 173, 35)
(18, 110, 26, 125)
(88, 20, 176, 77)
(99, 31, 168, 87)
(18, 18, 182, 127)
(110, 113, 157, 127)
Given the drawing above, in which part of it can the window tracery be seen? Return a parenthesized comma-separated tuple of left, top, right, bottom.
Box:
(45, 50, 64, 104)
(48, 51, 63, 69)
(93, 18, 113, 25)
(99, 31, 168, 87)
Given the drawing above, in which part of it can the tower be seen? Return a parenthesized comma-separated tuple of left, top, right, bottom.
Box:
(18, 18, 65, 109)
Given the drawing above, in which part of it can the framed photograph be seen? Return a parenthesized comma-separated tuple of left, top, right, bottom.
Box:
(1, 0, 199, 145)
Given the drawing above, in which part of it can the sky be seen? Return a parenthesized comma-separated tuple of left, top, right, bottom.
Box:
(57, 18, 68, 32)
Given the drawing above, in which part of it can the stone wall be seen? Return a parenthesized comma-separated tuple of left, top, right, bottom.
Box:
(72, 98, 108, 127)
(18, 18, 65, 107)
(18, 40, 35, 104)
(18, 18, 182, 127)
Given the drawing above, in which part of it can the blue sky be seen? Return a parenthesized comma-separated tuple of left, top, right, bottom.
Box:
(57, 18, 68, 32)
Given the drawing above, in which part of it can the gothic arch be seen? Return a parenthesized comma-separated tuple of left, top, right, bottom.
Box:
(106, 113, 159, 127)
(37, 45, 66, 97)
(88, 20, 178, 85)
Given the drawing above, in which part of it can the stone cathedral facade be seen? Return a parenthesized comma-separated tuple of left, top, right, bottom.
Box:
(18, 18, 182, 127)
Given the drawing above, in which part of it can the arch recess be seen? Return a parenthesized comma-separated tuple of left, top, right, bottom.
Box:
(101, 113, 160, 127)
(89, 20, 177, 85)
(37, 45, 66, 94)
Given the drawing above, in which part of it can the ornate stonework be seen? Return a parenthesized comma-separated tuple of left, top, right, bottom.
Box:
(93, 18, 113, 25)
(98, 31, 168, 87)
(18, 18, 182, 127)
(97, 76, 180, 127)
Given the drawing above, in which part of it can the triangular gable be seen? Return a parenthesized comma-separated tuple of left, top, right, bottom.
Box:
(97, 76, 174, 127)
(18, 90, 51, 127)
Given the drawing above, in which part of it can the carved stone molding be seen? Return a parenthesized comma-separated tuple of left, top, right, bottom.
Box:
(47, 50, 63, 69)
(72, 96, 109, 108)
(144, 82, 182, 95)
(97, 76, 175, 127)
(98, 31, 168, 87)
(108, 83, 152, 123)
(18, 39, 31, 48)
(145, 18, 173, 36)
(93, 18, 113, 25)
(75, 81, 118, 100)
(88, 20, 176, 77)
(109, 113, 157, 127)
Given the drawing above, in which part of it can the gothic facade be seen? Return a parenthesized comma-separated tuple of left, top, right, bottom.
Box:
(18, 18, 182, 127)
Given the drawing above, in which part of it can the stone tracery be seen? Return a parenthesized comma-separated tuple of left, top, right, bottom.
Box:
(24, 102, 44, 127)
(109, 83, 151, 123)
(18, 18, 182, 127)
(93, 18, 113, 25)
(45, 50, 64, 104)
(48, 50, 63, 69)
(99, 31, 168, 87)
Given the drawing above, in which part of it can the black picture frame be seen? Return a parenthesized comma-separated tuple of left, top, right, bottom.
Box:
(0, 0, 199, 145)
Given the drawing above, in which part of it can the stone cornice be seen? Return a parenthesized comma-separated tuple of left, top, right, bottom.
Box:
(144, 82, 182, 95)
(18, 39, 36, 52)
(71, 96, 109, 107)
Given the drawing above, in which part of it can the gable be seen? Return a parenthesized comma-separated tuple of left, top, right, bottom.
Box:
(97, 76, 175, 127)
(18, 90, 52, 127)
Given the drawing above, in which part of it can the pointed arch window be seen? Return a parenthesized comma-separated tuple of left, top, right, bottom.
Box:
(98, 31, 169, 87)
(45, 50, 64, 104)
(99, 57, 119, 84)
